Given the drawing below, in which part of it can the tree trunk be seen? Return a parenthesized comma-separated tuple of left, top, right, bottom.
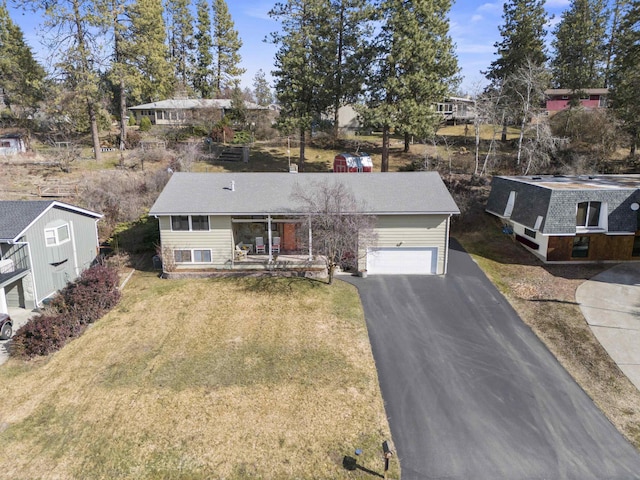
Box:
(381, 125, 390, 172)
(88, 100, 102, 161)
(299, 126, 306, 172)
(404, 132, 410, 153)
(119, 77, 127, 150)
(501, 120, 508, 143)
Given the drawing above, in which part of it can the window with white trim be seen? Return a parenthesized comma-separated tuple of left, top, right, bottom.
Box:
(44, 224, 70, 246)
(576, 201, 604, 229)
(173, 249, 212, 263)
(171, 215, 209, 231)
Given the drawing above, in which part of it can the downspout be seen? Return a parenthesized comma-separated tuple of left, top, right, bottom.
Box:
(267, 215, 273, 262)
(11, 240, 40, 308)
(308, 216, 313, 261)
(69, 221, 80, 276)
(444, 215, 451, 275)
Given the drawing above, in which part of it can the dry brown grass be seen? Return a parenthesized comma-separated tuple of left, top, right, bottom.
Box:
(455, 213, 640, 449)
(0, 274, 398, 479)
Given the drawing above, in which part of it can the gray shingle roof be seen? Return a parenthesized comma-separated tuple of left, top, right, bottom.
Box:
(149, 172, 460, 216)
(0, 201, 102, 241)
(128, 98, 266, 111)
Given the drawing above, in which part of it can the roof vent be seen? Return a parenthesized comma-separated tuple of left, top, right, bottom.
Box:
(531, 176, 542, 180)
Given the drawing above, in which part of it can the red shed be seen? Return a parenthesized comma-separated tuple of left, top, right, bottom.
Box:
(333, 153, 373, 173)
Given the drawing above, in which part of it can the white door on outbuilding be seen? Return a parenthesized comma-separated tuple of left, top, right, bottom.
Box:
(366, 247, 437, 275)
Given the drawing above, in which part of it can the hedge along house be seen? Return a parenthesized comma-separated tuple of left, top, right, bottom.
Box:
(486, 175, 640, 262)
(149, 172, 460, 276)
(0, 201, 102, 313)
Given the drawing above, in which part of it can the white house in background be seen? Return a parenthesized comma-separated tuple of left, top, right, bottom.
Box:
(149, 172, 460, 277)
(0, 134, 27, 156)
(128, 98, 268, 126)
(0, 201, 102, 313)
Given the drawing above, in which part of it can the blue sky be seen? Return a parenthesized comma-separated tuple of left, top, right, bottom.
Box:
(7, 0, 574, 95)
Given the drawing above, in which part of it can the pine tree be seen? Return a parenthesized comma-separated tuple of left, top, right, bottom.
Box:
(609, 0, 640, 156)
(364, 0, 459, 171)
(165, 0, 194, 90)
(0, 1, 46, 117)
(269, 0, 333, 171)
(123, 0, 175, 103)
(252, 69, 272, 106)
(193, 0, 214, 97)
(212, 0, 244, 97)
(486, 0, 548, 83)
(20, 0, 106, 159)
(325, 0, 373, 138)
(485, 0, 548, 142)
(551, 0, 607, 91)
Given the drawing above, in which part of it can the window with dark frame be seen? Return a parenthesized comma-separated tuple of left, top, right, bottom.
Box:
(524, 228, 536, 238)
(572, 236, 590, 258)
(171, 215, 190, 231)
(576, 201, 602, 228)
(191, 216, 209, 231)
(633, 236, 640, 257)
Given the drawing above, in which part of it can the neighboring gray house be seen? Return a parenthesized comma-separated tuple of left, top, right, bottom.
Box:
(486, 175, 640, 262)
(0, 201, 102, 313)
(149, 172, 460, 276)
(128, 98, 267, 126)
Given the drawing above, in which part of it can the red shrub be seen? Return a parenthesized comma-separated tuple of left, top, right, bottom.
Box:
(11, 264, 121, 359)
(11, 314, 80, 358)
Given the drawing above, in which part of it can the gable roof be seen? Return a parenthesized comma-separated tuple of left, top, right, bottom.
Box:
(150, 172, 460, 216)
(0, 201, 102, 242)
(128, 98, 266, 111)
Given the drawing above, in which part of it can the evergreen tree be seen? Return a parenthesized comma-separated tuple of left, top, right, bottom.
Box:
(325, 0, 373, 138)
(0, 1, 46, 117)
(252, 69, 272, 106)
(551, 0, 607, 91)
(364, 0, 459, 171)
(193, 0, 214, 97)
(123, 0, 175, 103)
(212, 0, 244, 97)
(486, 0, 548, 83)
(604, 0, 629, 85)
(269, 0, 333, 171)
(165, 0, 194, 89)
(20, 0, 106, 159)
(610, 0, 640, 156)
(485, 0, 548, 142)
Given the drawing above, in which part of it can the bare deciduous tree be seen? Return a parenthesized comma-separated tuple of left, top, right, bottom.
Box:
(292, 180, 376, 284)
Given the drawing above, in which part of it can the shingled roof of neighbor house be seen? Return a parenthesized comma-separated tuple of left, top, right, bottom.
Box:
(0, 201, 102, 242)
(149, 172, 460, 216)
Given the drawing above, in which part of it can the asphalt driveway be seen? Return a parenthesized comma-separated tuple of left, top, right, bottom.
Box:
(343, 241, 640, 479)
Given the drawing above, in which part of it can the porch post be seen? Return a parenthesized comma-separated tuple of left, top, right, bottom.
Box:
(308, 216, 313, 261)
(267, 215, 273, 262)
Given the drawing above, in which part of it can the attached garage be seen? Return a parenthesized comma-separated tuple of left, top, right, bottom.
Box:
(366, 247, 438, 275)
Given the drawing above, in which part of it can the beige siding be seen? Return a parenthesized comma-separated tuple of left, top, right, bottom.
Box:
(362, 214, 449, 274)
(159, 215, 233, 269)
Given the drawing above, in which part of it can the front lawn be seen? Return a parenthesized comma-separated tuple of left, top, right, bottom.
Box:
(0, 274, 397, 479)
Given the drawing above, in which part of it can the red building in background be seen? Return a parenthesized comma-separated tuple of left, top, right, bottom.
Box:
(545, 88, 609, 115)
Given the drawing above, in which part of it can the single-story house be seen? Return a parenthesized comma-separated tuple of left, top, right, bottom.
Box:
(545, 88, 608, 115)
(486, 175, 640, 262)
(149, 172, 460, 276)
(0, 201, 102, 313)
(0, 134, 27, 156)
(128, 98, 267, 126)
(435, 96, 475, 124)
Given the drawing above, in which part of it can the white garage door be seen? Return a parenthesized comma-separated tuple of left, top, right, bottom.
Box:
(366, 247, 437, 275)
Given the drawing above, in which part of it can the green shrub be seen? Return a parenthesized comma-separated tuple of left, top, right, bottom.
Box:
(128, 115, 137, 126)
(231, 130, 252, 145)
(139, 116, 152, 132)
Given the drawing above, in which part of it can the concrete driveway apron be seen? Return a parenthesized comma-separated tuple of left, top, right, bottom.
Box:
(343, 241, 640, 480)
